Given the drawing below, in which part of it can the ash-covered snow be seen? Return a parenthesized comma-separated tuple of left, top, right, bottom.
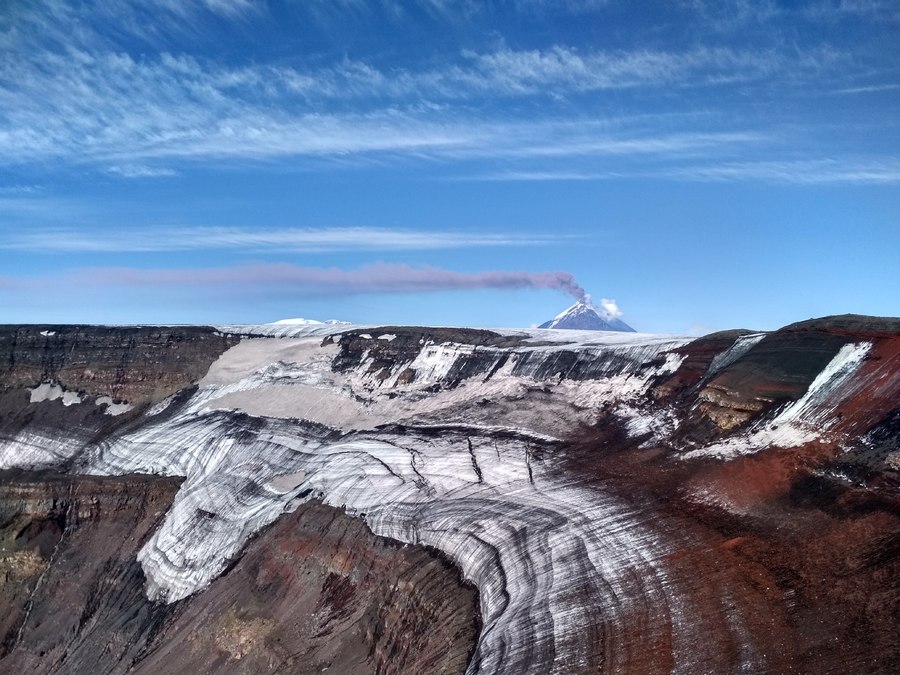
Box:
(705, 333, 767, 377)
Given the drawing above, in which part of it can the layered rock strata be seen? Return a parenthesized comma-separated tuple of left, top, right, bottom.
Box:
(0, 473, 478, 674)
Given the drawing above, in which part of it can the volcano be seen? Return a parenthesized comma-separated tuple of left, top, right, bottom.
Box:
(539, 300, 636, 332)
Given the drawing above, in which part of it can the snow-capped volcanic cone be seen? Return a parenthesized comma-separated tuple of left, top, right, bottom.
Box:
(540, 300, 636, 332)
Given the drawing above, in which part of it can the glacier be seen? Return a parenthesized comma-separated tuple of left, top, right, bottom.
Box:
(1, 319, 896, 674)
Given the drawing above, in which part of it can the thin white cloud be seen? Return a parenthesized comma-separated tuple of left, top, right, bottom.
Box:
(0, 10, 831, 171)
(465, 170, 626, 181)
(471, 130, 765, 160)
(0, 41, 768, 166)
(458, 45, 793, 94)
(831, 83, 900, 95)
(106, 164, 178, 178)
(664, 159, 900, 184)
(0, 184, 42, 195)
(477, 158, 900, 185)
(680, 0, 900, 28)
(0, 226, 567, 253)
(0, 0, 891, 183)
(199, 0, 257, 16)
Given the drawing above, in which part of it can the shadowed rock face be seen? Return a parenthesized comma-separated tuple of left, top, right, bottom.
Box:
(0, 473, 478, 675)
(0, 472, 181, 671)
(0, 326, 240, 472)
(651, 316, 900, 453)
(135, 499, 479, 675)
(0, 324, 238, 407)
(0, 315, 898, 674)
(694, 329, 853, 431)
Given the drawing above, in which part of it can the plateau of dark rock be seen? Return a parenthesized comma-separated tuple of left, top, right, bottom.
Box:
(0, 325, 238, 406)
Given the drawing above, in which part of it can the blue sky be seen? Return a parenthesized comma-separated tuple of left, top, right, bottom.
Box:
(0, 0, 898, 332)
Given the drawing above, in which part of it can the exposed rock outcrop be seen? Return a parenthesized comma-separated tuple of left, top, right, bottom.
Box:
(0, 325, 238, 408)
(0, 473, 478, 675)
(135, 499, 479, 675)
(0, 472, 181, 671)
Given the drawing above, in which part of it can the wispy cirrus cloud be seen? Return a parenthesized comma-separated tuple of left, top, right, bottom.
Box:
(0, 3, 834, 174)
(831, 83, 900, 95)
(480, 158, 900, 185)
(0, 184, 42, 195)
(0, 226, 566, 253)
(663, 158, 900, 184)
(679, 0, 900, 29)
(106, 164, 178, 178)
(1, 0, 894, 187)
(0, 41, 770, 167)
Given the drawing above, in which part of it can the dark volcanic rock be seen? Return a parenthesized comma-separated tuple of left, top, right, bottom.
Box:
(330, 326, 530, 382)
(0, 326, 239, 464)
(0, 473, 479, 675)
(561, 435, 900, 674)
(651, 329, 756, 402)
(135, 500, 479, 675)
(785, 313, 900, 335)
(0, 325, 238, 406)
(694, 328, 852, 432)
(2, 315, 899, 674)
(331, 324, 662, 391)
(0, 472, 181, 672)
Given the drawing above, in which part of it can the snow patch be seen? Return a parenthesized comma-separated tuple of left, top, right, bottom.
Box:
(146, 395, 177, 417)
(684, 341, 872, 459)
(705, 333, 766, 378)
(96, 396, 134, 416)
(29, 382, 82, 406)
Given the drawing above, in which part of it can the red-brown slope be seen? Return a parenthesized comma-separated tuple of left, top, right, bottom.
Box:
(562, 315, 900, 674)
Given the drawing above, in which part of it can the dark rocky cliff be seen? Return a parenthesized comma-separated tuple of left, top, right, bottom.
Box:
(0, 473, 478, 675)
(0, 325, 238, 406)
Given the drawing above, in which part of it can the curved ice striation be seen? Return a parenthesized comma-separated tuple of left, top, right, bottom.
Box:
(82, 413, 766, 674)
(3, 327, 782, 673)
(0, 429, 89, 469)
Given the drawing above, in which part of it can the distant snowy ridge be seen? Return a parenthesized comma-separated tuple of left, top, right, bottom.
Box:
(270, 318, 351, 325)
